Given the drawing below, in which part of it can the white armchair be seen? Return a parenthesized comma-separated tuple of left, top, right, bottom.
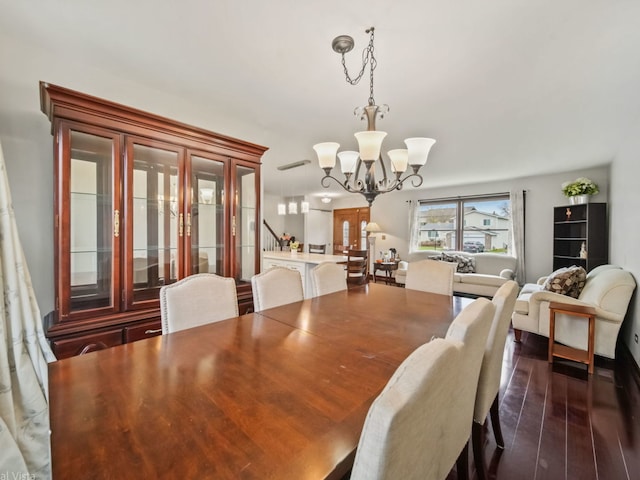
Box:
(512, 265, 636, 359)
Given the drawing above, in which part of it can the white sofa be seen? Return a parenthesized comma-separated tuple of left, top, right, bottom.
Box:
(395, 251, 517, 297)
(511, 265, 636, 359)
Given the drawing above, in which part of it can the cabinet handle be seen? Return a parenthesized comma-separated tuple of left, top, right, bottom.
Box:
(144, 329, 162, 334)
(114, 210, 120, 237)
(232, 215, 236, 236)
(179, 213, 184, 237)
(186, 212, 191, 237)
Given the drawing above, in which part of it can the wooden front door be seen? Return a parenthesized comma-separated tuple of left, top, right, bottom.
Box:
(332, 207, 370, 254)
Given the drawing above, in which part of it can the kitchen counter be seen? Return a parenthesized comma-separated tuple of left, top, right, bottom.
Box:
(262, 251, 347, 298)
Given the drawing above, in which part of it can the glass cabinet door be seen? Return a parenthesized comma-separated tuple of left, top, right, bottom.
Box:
(61, 125, 121, 320)
(232, 161, 259, 283)
(188, 153, 227, 276)
(125, 139, 183, 309)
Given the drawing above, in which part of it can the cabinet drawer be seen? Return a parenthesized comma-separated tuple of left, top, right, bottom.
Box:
(52, 329, 123, 359)
(264, 260, 283, 269)
(265, 260, 304, 274)
(124, 320, 163, 343)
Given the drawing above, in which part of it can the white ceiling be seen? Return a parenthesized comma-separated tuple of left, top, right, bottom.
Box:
(3, 0, 640, 201)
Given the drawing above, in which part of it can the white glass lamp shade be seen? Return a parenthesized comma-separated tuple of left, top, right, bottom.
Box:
(288, 201, 298, 214)
(387, 149, 408, 174)
(300, 201, 310, 214)
(313, 142, 340, 169)
(405, 137, 436, 167)
(321, 196, 332, 204)
(277, 203, 286, 215)
(337, 150, 359, 174)
(354, 131, 387, 161)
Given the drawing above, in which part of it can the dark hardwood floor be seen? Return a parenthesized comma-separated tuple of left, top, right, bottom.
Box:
(451, 329, 640, 480)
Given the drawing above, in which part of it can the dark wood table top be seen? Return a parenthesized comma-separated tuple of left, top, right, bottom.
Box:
(49, 284, 473, 479)
(260, 283, 473, 365)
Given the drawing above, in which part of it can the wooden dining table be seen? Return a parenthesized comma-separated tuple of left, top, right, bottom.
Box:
(48, 283, 473, 479)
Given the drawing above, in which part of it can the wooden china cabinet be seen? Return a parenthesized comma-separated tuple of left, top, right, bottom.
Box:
(40, 82, 267, 358)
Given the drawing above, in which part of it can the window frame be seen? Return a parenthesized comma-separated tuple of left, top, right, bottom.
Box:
(410, 193, 512, 254)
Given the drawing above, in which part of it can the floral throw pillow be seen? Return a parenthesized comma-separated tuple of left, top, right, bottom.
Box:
(542, 266, 587, 298)
(441, 253, 476, 273)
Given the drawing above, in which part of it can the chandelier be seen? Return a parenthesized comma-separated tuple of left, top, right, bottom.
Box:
(313, 27, 436, 206)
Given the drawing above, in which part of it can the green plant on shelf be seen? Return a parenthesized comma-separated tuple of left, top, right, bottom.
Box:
(561, 177, 599, 197)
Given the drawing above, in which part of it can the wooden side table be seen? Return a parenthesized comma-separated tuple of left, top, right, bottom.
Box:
(548, 301, 596, 374)
(373, 261, 399, 285)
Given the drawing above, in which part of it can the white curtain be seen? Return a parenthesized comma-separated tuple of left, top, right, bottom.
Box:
(510, 189, 526, 285)
(0, 141, 56, 478)
(408, 200, 420, 253)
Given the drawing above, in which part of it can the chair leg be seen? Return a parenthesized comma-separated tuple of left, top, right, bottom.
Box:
(489, 395, 505, 449)
(513, 328, 522, 343)
(456, 441, 469, 480)
(472, 421, 487, 480)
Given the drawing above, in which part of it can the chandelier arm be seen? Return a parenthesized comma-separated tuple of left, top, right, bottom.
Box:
(321, 174, 364, 193)
(353, 158, 363, 181)
(377, 176, 397, 191)
(395, 173, 424, 191)
(377, 156, 388, 184)
(368, 173, 424, 195)
(354, 178, 367, 192)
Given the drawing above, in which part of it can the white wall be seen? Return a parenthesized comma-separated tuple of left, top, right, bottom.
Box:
(304, 209, 332, 251)
(610, 123, 640, 367)
(263, 192, 285, 248)
(262, 194, 308, 248)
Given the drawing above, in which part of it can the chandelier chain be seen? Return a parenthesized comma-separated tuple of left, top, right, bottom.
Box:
(340, 28, 378, 106)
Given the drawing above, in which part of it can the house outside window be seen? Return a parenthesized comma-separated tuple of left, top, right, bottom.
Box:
(411, 195, 512, 254)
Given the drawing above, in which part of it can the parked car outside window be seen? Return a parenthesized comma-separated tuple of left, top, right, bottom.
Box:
(463, 240, 485, 253)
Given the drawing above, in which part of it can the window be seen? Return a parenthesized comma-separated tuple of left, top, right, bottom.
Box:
(411, 194, 512, 254)
(342, 221, 349, 248)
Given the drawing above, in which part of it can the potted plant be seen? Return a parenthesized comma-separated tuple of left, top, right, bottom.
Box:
(561, 177, 599, 204)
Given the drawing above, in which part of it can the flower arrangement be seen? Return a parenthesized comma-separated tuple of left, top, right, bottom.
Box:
(561, 177, 599, 197)
(289, 241, 300, 251)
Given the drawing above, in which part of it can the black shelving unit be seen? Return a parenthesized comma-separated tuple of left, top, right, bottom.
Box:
(553, 203, 608, 272)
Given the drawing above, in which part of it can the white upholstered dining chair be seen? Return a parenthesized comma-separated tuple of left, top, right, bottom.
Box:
(350, 338, 463, 480)
(251, 266, 304, 312)
(159, 273, 238, 334)
(405, 259, 456, 296)
(472, 280, 519, 480)
(310, 262, 347, 297)
(443, 297, 496, 480)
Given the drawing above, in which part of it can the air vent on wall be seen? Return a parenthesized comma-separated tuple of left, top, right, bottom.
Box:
(277, 159, 311, 171)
